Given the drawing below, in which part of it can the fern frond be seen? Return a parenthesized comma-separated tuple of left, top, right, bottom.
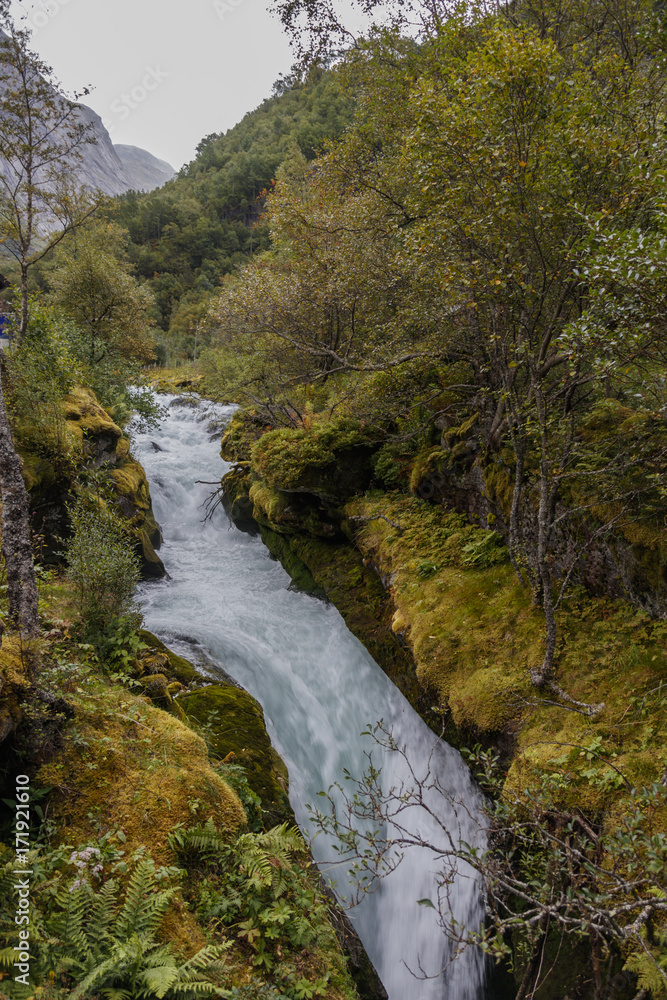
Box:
(88, 878, 120, 936)
(0, 946, 17, 969)
(139, 963, 179, 998)
(169, 817, 229, 859)
(115, 859, 175, 939)
(69, 950, 125, 1000)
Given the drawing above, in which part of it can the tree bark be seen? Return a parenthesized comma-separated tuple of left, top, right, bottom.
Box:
(0, 360, 38, 637)
(19, 262, 29, 343)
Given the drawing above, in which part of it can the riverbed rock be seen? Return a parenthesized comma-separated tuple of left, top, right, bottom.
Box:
(135, 630, 202, 687)
(110, 455, 165, 578)
(17, 384, 165, 579)
(179, 684, 293, 828)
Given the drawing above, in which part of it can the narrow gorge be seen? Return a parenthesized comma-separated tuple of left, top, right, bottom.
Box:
(135, 396, 490, 1000)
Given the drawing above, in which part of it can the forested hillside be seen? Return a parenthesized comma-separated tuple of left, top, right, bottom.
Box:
(113, 67, 354, 352)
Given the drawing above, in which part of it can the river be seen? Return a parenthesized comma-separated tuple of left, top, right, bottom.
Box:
(134, 396, 488, 1000)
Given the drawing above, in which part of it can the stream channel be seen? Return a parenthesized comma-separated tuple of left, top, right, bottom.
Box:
(134, 396, 488, 1000)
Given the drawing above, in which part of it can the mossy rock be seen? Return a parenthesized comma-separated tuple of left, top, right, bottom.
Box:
(138, 673, 172, 706)
(251, 420, 381, 502)
(259, 525, 324, 596)
(180, 684, 293, 828)
(250, 479, 342, 539)
(220, 410, 267, 463)
(63, 386, 123, 467)
(220, 463, 258, 535)
(37, 692, 246, 861)
(136, 631, 201, 687)
(0, 636, 32, 744)
(111, 458, 165, 579)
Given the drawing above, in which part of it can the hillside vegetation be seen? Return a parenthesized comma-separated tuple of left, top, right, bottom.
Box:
(187, 0, 667, 995)
(113, 67, 354, 353)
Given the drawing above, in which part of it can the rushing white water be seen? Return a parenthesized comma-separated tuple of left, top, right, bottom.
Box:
(134, 396, 488, 1000)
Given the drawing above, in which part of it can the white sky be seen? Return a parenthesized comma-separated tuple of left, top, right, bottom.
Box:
(9, 0, 296, 170)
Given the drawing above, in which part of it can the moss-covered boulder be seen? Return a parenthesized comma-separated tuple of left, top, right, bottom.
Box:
(220, 462, 258, 535)
(37, 691, 246, 861)
(220, 410, 268, 463)
(16, 384, 166, 579)
(136, 630, 201, 687)
(251, 420, 381, 503)
(111, 457, 165, 578)
(180, 684, 293, 828)
(63, 386, 124, 467)
(259, 526, 324, 596)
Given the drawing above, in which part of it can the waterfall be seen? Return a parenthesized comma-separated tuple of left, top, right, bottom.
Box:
(134, 396, 488, 1000)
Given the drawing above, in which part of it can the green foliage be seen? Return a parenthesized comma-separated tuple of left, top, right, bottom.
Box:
(6, 305, 82, 472)
(0, 847, 228, 999)
(50, 222, 157, 367)
(460, 531, 508, 569)
(252, 419, 380, 492)
(170, 821, 336, 998)
(112, 68, 354, 347)
(64, 491, 142, 661)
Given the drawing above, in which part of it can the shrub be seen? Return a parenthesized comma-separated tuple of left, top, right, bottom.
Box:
(65, 494, 141, 663)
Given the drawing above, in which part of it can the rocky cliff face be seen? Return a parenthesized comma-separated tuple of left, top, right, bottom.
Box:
(113, 143, 175, 192)
(0, 29, 174, 198)
(59, 103, 176, 195)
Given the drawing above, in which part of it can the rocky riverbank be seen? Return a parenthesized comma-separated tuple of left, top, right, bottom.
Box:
(218, 407, 667, 1000)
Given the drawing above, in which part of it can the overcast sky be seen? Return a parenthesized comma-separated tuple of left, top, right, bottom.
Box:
(9, 0, 297, 170)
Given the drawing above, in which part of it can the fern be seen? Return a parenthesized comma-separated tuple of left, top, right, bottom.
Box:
(29, 854, 229, 999)
(169, 817, 229, 860)
(234, 824, 304, 896)
(114, 857, 177, 940)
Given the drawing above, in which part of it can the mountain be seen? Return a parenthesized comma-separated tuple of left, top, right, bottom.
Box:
(114, 144, 175, 193)
(0, 29, 174, 198)
(68, 103, 175, 195)
(114, 67, 355, 341)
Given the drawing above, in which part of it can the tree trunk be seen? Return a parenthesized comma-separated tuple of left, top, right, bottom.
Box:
(19, 262, 29, 343)
(0, 361, 39, 638)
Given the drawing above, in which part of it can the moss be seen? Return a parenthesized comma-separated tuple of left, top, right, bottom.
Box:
(144, 366, 205, 395)
(136, 630, 200, 686)
(409, 446, 445, 494)
(259, 525, 324, 595)
(0, 636, 32, 744)
(111, 457, 166, 579)
(221, 463, 258, 533)
(37, 689, 246, 861)
(220, 410, 268, 463)
(251, 419, 380, 501)
(250, 479, 291, 525)
(180, 684, 293, 828)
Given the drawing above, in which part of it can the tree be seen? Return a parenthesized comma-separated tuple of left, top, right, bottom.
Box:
(313, 724, 667, 1000)
(50, 222, 157, 367)
(0, 8, 102, 341)
(255, 0, 667, 707)
(0, 3, 99, 640)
